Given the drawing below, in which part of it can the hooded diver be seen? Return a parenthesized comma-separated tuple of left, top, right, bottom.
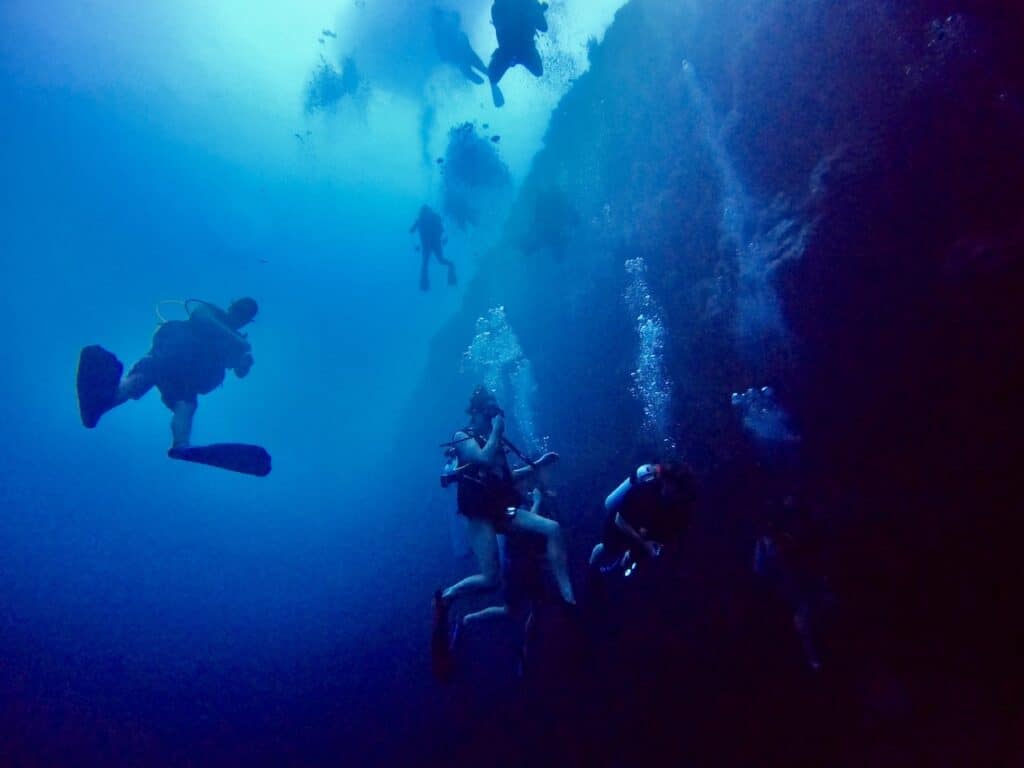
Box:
(75, 297, 271, 476)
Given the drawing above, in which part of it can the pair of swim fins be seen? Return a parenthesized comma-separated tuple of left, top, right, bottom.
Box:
(76, 345, 272, 477)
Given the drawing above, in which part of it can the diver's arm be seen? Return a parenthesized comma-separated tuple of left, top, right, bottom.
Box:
(511, 451, 559, 480)
(190, 303, 251, 356)
(455, 417, 505, 465)
(456, 417, 503, 466)
(614, 512, 648, 549)
(410, 219, 420, 233)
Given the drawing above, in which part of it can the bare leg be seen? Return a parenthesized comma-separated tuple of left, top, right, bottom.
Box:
(488, 46, 514, 85)
(460, 65, 485, 85)
(509, 508, 575, 604)
(462, 604, 512, 626)
(169, 400, 196, 449)
(441, 518, 500, 605)
(420, 249, 430, 291)
(488, 47, 512, 107)
(433, 245, 457, 285)
(521, 44, 543, 77)
(115, 370, 153, 405)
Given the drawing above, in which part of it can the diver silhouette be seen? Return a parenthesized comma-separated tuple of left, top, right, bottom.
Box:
(410, 204, 456, 291)
(431, 7, 489, 85)
(75, 298, 271, 476)
(488, 0, 549, 107)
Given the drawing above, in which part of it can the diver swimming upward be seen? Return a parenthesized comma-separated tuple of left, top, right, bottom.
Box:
(75, 297, 271, 476)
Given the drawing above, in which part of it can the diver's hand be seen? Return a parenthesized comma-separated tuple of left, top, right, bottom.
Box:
(491, 413, 505, 436)
(644, 540, 664, 559)
(234, 353, 254, 379)
(531, 488, 543, 506)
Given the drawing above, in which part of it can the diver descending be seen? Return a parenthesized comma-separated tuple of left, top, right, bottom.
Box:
(75, 298, 271, 477)
(410, 204, 456, 291)
(487, 0, 550, 108)
(432, 385, 571, 681)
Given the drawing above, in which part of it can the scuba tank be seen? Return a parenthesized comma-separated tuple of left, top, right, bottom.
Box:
(605, 463, 661, 510)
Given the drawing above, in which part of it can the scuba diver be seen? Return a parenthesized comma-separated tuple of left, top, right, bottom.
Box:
(75, 298, 271, 476)
(487, 0, 550, 108)
(430, 7, 489, 85)
(410, 204, 456, 291)
(589, 461, 696, 578)
(432, 385, 573, 681)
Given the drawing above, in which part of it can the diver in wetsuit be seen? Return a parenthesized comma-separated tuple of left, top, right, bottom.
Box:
(487, 0, 549, 107)
(432, 386, 573, 680)
(410, 204, 456, 291)
(589, 461, 696, 575)
(431, 7, 489, 85)
(76, 298, 270, 476)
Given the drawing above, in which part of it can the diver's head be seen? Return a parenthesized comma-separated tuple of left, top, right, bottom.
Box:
(657, 460, 696, 504)
(466, 384, 503, 429)
(420, 204, 431, 218)
(226, 297, 259, 330)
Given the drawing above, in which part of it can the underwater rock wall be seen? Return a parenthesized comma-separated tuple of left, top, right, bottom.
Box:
(396, 1, 1024, 760)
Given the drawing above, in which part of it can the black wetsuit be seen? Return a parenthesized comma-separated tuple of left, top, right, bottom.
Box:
(455, 431, 522, 527)
(129, 312, 247, 409)
(411, 207, 454, 288)
(601, 480, 689, 559)
(489, 0, 548, 84)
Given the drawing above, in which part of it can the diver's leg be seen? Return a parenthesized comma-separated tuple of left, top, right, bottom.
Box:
(508, 509, 576, 605)
(433, 245, 457, 285)
(488, 48, 511, 107)
(460, 64, 485, 85)
(522, 44, 544, 77)
(441, 518, 501, 605)
(420, 249, 430, 291)
(115, 369, 154, 405)
(469, 50, 488, 79)
(488, 47, 513, 85)
(169, 400, 196, 449)
(462, 604, 512, 626)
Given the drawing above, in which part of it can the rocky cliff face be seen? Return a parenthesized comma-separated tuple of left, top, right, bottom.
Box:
(398, 1, 1024, 762)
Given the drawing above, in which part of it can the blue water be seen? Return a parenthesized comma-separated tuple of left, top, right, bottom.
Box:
(3, 1, 1024, 765)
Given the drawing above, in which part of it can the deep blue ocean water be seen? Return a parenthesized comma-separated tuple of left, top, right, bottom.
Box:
(3, 1, 1024, 765)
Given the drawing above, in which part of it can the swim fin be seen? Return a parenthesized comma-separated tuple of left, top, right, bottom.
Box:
(490, 81, 505, 108)
(431, 590, 454, 683)
(168, 443, 272, 477)
(77, 345, 123, 428)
